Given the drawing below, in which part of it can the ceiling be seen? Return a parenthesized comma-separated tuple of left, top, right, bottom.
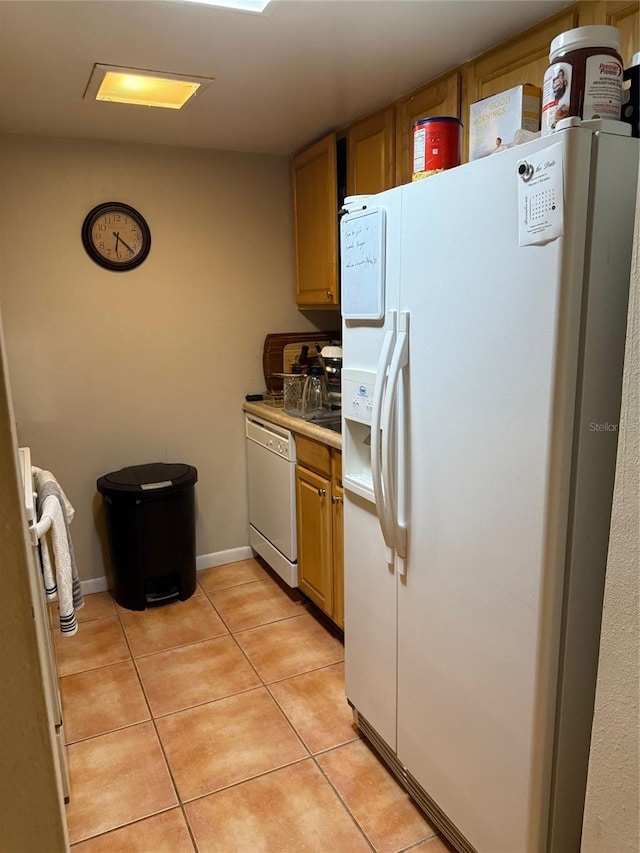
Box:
(0, 0, 571, 157)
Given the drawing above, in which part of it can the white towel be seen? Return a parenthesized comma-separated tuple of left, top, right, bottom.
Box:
(33, 467, 84, 635)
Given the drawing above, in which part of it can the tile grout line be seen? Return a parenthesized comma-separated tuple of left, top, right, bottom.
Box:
(65, 716, 151, 748)
(65, 580, 387, 852)
(117, 592, 226, 657)
(310, 753, 377, 852)
(309, 744, 440, 853)
(61, 584, 264, 846)
(399, 836, 448, 853)
(64, 600, 181, 849)
(211, 581, 383, 853)
(178, 754, 310, 806)
(124, 629, 232, 661)
(212, 584, 355, 772)
(67, 807, 179, 850)
(115, 579, 314, 851)
(261, 658, 346, 687)
(52, 614, 130, 679)
(203, 591, 313, 635)
(218, 598, 378, 851)
(218, 599, 316, 764)
(57, 651, 132, 680)
(114, 598, 201, 853)
(137, 606, 309, 853)
(193, 583, 376, 847)
(214, 589, 347, 760)
(49, 611, 118, 631)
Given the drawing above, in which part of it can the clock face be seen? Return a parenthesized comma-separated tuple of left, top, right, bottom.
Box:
(82, 202, 151, 271)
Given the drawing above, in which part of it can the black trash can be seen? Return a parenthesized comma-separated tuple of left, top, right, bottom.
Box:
(97, 462, 198, 611)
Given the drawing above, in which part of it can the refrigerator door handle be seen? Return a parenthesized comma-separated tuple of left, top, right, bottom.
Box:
(381, 311, 409, 563)
(371, 311, 397, 563)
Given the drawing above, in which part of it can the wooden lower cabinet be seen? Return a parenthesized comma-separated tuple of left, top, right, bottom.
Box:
(295, 464, 333, 614)
(295, 435, 343, 627)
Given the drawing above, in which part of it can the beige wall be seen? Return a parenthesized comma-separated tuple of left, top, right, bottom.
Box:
(581, 184, 640, 851)
(0, 133, 328, 582)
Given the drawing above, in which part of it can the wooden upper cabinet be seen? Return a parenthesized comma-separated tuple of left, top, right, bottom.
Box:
(289, 2, 638, 312)
(577, 1, 640, 65)
(347, 106, 396, 196)
(610, 3, 640, 65)
(291, 133, 339, 308)
(395, 70, 461, 185)
(463, 6, 579, 158)
(465, 7, 579, 107)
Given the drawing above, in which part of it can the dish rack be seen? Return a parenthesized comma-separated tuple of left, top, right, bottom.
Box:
(262, 391, 284, 407)
(262, 332, 337, 396)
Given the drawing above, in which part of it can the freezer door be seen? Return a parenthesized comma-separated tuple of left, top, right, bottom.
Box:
(342, 186, 403, 747)
(396, 129, 594, 853)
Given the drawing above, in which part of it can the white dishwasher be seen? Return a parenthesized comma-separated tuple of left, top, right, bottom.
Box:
(246, 414, 297, 587)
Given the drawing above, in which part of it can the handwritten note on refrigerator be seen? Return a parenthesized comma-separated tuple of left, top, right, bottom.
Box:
(517, 143, 564, 246)
(341, 208, 385, 320)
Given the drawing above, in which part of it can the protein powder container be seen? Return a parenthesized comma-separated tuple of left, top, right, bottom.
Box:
(412, 117, 462, 180)
(541, 25, 624, 136)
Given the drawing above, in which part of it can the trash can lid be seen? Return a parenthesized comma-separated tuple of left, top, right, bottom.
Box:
(97, 462, 197, 494)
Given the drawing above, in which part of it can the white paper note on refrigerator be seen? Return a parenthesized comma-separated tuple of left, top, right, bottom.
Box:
(517, 143, 564, 246)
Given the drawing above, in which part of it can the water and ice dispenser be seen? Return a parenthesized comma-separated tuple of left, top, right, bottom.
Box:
(342, 369, 376, 503)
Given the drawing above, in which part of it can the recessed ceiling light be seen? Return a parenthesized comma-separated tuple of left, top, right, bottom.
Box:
(176, 0, 272, 10)
(84, 64, 214, 110)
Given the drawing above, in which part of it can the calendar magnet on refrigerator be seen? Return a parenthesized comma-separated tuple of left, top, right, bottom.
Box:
(517, 142, 564, 246)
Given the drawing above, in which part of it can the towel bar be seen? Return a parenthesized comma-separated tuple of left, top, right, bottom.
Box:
(32, 514, 52, 544)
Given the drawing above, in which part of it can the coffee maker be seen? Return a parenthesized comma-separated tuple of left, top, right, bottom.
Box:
(320, 345, 343, 406)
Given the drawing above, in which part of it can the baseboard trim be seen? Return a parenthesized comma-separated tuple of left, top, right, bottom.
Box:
(80, 576, 110, 595)
(79, 546, 255, 595)
(196, 546, 254, 572)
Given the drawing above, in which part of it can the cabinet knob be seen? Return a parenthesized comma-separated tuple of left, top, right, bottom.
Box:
(332, 495, 343, 505)
(317, 488, 326, 497)
(326, 290, 333, 300)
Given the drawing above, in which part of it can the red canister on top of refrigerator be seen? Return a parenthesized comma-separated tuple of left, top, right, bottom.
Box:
(412, 116, 463, 181)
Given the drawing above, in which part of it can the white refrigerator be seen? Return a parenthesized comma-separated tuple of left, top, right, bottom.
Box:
(340, 120, 638, 853)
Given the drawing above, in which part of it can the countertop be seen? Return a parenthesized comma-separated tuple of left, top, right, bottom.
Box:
(243, 401, 342, 451)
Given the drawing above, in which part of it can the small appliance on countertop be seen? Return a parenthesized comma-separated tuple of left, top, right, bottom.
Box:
(320, 344, 342, 405)
(301, 365, 331, 418)
(262, 332, 337, 401)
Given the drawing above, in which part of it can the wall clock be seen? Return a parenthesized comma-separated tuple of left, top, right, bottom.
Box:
(82, 202, 151, 271)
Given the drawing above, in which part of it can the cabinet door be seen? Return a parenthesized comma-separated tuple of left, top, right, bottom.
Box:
(395, 70, 461, 185)
(295, 464, 333, 614)
(578, 1, 639, 65)
(332, 481, 344, 630)
(347, 106, 396, 196)
(463, 6, 579, 161)
(291, 133, 339, 308)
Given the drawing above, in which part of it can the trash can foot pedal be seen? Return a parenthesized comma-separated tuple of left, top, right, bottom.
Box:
(145, 589, 180, 606)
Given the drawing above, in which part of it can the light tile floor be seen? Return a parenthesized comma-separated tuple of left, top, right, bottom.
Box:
(52, 558, 455, 852)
